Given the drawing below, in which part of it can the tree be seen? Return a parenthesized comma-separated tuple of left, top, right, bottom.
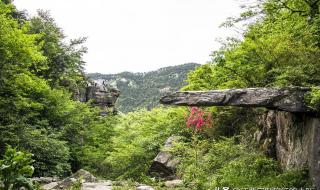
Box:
(0, 1, 96, 176)
(29, 10, 87, 92)
(184, 0, 320, 90)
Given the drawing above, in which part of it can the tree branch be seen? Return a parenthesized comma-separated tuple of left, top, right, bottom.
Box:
(278, 0, 308, 13)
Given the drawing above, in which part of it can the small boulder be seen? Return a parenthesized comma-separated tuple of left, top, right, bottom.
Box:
(136, 184, 154, 190)
(49, 169, 97, 190)
(32, 177, 59, 184)
(82, 182, 112, 190)
(148, 136, 181, 179)
(42, 182, 59, 190)
(72, 169, 97, 183)
(165, 179, 183, 188)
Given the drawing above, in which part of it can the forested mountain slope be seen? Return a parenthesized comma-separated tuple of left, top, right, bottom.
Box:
(87, 63, 199, 113)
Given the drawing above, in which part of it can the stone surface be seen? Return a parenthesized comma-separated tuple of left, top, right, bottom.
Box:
(136, 184, 154, 190)
(84, 81, 120, 115)
(164, 179, 183, 188)
(82, 182, 112, 190)
(148, 136, 181, 179)
(50, 169, 97, 190)
(256, 110, 320, 188)
(160, 87, 313, 113)
(42, 182, 59, 190)
(31, 177, 59, 184)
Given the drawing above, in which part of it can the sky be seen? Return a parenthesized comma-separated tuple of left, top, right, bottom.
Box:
(14, 0, 243, 74)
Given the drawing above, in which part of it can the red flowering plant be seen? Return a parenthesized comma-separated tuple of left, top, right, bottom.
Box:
(186, 107, 213, 133)
(184, 107, 213, 185)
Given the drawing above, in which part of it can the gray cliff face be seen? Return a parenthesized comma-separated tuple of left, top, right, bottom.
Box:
(82, 82, 120, 115)
(256, 111, 320, 188)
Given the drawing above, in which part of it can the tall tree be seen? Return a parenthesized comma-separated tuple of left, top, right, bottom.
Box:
(29, 10, 88, 92)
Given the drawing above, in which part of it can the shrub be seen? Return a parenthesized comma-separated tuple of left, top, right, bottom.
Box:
(103, 107, 187, 180)
(21, 129, 71, 177)
(0, 146, 34, 190)
(172, 138, 310, 189)
(305, 87, 320, 110)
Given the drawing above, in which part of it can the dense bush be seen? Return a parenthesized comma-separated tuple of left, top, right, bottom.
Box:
(79, 115, 117, 175)
(305, 87, 320, 110)
(101, 107, 187, 181)
(0, 146, 34, 190)
(21, 129, 71, 177)
(0, 1, 99, 177)
(172, 138, 310, 189)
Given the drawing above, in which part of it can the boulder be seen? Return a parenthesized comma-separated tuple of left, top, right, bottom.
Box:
(42, 182, 59, 190)
(136, 184, 154, 190)
(164, 179, 183, 188)
(82, 182, 112, 190)
(31, 177, 59, 184)
(50, 169, 97, 190)
(160, 87, 313, 113)
(148, 136, 180, 179)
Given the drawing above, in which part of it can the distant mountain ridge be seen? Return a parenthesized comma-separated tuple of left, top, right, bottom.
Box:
(87, 63, 200, 113)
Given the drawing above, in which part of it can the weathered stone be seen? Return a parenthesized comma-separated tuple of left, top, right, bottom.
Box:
(31, 177, 59, 184)
(42, 182, 59, 190)
(136, 184, 154, 190)
(82, 182, 112, 190)
(256, 111, 320, 188)
(84, 81, 120, 115)
(50, 169, 97, 190)
(164, 179, 183, 188)
(160, 87, 319, 187)
(148, 136, 180, 179)
(160, 87, 313, 113)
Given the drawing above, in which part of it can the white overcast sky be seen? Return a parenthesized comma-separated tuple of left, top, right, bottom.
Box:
(14, 0, 244, 74)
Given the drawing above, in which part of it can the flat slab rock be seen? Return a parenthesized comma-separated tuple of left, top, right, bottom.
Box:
(160, 87, 313, 113)
(136, 184, 155, 190)
(82, 182, 112, 190)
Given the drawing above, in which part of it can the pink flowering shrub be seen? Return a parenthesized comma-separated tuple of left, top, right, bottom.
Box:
(186, 107, 213, 132)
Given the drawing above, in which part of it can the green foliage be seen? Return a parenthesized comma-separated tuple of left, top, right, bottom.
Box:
(0, 0, 317, 188)
(305, 87, 320, 110)
(0, 146, 34, 190)
(21, 129, 71, 177)
(78, 115, 117, 175)
(29, 10, 87, 91)
(172, 138, 310, 189)
(0, 1, 96, 177)
(66, 179, 82, 190)
(88, 63, 199, 113)
(101, 107, 187, 180)
(184, 0, 320, 91)
(177, 3, 320, 188)
(0, 2, 45, 77)
(216, 155, 309, 188)
(0, 72, 95, 176)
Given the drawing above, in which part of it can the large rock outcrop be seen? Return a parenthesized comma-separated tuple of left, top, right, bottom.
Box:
(160, 87, 313, 113)
(160, 87, 320, 188)
(84, 82, 120, 115)
(256, 110, 320, 188)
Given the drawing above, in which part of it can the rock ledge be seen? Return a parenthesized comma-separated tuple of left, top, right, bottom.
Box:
(160, 87, 313, 113)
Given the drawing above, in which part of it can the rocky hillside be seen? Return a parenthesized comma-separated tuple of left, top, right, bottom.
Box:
(87, 63, 199, 113)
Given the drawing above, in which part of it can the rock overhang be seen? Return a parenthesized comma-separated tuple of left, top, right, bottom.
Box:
(160, 87, 315, 113)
